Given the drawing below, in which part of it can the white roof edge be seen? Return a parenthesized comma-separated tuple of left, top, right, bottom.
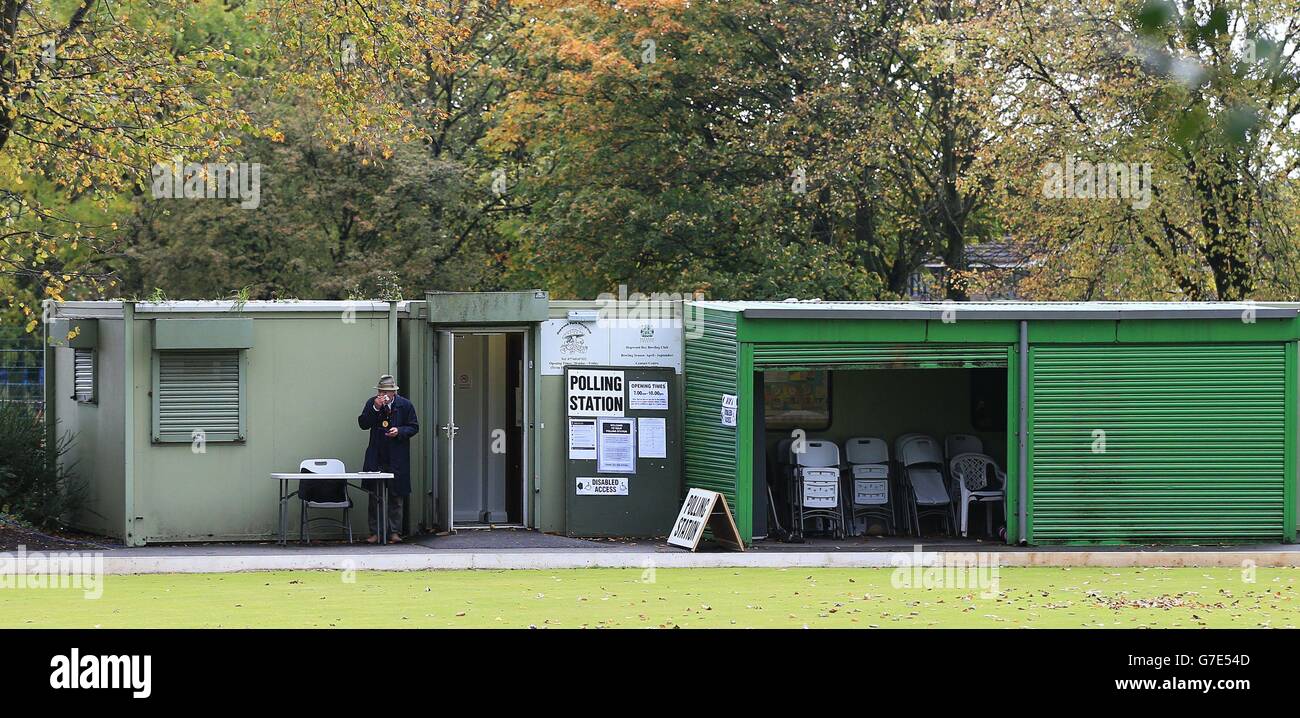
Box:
(48, 301, 124, 319)
(136, 300, 398, 314)
(51, 300, 412, 315)
(685, 300, 1298, 320)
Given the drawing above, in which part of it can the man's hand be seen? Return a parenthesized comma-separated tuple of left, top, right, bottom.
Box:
(373, 394, 387, 410)
(386, 427, 399, 438)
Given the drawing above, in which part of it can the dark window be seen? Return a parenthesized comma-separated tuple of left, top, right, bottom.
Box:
(763, 370, 831, 431)
(970, 368, 1007, 432)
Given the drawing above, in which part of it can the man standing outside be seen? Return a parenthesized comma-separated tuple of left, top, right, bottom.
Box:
(358, 374, 419, 544)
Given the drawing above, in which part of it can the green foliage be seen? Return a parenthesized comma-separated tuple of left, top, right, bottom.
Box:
(1007, 0, 1300, 300)
(117, 100, 504, 300)
(490, 1, 1056, 300)
(0, 0, 255, 327)
(5, 0, 1300, 310)
(0, 403, 83, 531)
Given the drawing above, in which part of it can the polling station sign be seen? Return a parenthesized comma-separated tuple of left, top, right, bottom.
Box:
(567, 369, 625, 416)
(668, 488, 744, 552)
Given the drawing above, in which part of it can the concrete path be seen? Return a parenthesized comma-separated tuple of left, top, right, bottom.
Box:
(4, 529, 1299, 574)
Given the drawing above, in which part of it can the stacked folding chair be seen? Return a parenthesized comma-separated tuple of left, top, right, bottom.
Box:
(897, 435, 955, 537)
(789, 439, 846, 540)
(843, 437, 894, 536)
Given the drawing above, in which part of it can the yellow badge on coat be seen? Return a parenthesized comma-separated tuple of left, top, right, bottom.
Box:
(382, 420, 390, 428)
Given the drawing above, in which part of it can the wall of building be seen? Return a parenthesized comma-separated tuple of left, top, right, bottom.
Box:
(127, 311, 392, 543)
(397, 317, 429, 532)
(761, 367, 1009, 465)
(535, 299, 687, 535)
(537, 302, 595, 533)
(49, 299, 1300, 546)
(758, 366, 1011, 534)
(57, 320, 126, 538)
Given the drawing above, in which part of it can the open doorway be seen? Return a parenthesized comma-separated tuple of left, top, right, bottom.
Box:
(755, 365, 1012, 545)
(438, 330, 527, 529)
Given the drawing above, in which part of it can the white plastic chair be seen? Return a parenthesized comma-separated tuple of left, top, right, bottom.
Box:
(790, 439, 845, 540)
(898, 436, 955, 537)
(298, 458, 353, 543)
(948, 453, 1006, 538)
(843, 437, 894, 536)
(945, 434, 983, 460)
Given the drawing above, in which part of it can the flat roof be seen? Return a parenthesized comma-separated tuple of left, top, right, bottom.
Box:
(51, 300, 414, 317)
(689, 300, 1298, 321)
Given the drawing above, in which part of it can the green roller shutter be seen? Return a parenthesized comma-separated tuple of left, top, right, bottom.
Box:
(683, 309, 741, 513)
(155, 350, 243, 443)
(1029, 343, 1287, 543)
(752, 343, 1008, 370)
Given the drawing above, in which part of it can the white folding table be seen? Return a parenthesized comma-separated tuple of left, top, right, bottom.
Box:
(270, 471, 395, 545)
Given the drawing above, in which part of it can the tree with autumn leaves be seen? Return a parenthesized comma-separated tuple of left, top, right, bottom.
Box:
(998, 0, 1300, 301)
(492, 0, 1300, 301)
(120, 0, 525, 302)
(1, 0, 250, 329)
(2, 0, 1299, 327)
(2, 0, 517, 325)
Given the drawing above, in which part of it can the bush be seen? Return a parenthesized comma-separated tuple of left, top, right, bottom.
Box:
(0, 402, 84, 530)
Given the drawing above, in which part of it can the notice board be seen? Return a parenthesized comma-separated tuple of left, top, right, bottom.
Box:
(565, 365, 681, 537)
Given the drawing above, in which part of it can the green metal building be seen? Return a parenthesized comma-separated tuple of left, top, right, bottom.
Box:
(46, 294, 1300, 547)
(683, 301, 1300, 545)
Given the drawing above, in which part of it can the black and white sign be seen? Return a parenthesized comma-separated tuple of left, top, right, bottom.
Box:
(720, 393, 738, 427)
(596, 417, 636, 473)
(542, 320, 683, 375)
(668, 488, 716, 549)
(609, 325, 682, 372)
(628, 380, 669, 411)
(545, 321, 605, 373)
(568, 418, 596, 460)
(576, 476, 629, 496)
(567, 369, 625, 417)
(667, 488, 744, 551)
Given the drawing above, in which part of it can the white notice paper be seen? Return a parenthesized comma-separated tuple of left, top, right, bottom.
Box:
(596, 417, 636, 474)
(637, 417, 667, 459)
(627, 381, 669, 411)
(721, 394, 738, 427)
(568, 418, 596, 460)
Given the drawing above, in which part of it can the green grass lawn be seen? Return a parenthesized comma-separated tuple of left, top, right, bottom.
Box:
(3, 567, 1298, 628)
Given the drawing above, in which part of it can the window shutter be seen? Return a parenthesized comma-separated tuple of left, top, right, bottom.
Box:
(73, 348, 95, 403)
(157, 350, 241, 442)
(1029, 343, 1286, 542)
